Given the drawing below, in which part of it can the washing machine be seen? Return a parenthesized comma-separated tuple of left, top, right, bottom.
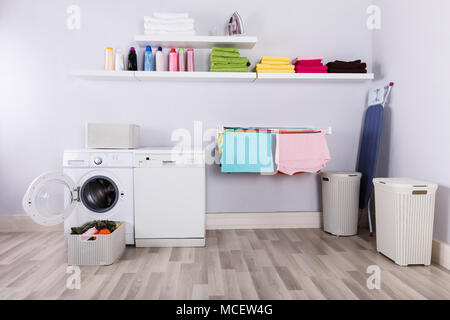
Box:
(22, 149, 135, 244)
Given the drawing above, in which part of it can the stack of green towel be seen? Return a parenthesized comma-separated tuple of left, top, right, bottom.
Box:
(210, 47, 251, 72)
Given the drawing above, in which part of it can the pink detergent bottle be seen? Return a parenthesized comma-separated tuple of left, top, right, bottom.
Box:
(169, 48, 178, 71)
(178, 48, 186, 72)
(186, 48, 195, 72)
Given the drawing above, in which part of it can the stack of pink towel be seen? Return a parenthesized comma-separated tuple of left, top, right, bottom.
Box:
(293, 56, 328, 73)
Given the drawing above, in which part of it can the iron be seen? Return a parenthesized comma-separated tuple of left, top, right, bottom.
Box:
(227, 12, 245, 36)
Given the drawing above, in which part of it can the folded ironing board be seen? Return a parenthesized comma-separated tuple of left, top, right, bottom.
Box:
(357, 104, 384, 210)
(357, 83, 393, 235)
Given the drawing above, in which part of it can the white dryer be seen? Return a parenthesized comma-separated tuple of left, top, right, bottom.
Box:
(23, 149, 135, 244)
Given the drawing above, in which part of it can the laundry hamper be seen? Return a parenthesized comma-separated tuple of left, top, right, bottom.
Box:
(321, 172, 362, 236)
(68, 223, 125, 266)
(373, 178, 438, 266)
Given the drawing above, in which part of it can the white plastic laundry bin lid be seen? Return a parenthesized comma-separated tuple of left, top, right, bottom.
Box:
(373, 178, 438, 193)
(321, 171, 362, 179)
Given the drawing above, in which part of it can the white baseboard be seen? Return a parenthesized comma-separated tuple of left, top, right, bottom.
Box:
(432, 239, 450, 270)
(135, 238, 205, 248)
(0, 212, 322, 233)
(206, 212, 322, 230)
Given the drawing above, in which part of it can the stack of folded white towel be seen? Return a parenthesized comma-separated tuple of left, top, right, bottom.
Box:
(144, 12, 196, 35)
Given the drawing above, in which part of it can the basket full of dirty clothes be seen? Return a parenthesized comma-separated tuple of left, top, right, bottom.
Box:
(68, 220, 125, 266)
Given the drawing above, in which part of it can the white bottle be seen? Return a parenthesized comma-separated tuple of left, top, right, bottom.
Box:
(155, 46, 164, 71)
(105, 47, 114, 70)
(114, 49, 125, 71)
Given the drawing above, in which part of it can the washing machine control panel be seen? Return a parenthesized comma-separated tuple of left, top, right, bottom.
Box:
(89, 153, 133, 167)
(93, 157, 103, 165)
(63, 150, 134, 168)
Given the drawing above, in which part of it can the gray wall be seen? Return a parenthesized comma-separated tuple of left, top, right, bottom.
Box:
(0, 0, 373, 215)
(373, 0, 450, 244)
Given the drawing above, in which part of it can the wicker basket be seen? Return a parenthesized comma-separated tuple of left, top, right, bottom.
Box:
(321, 172, 362, 236)
(373, 178, 438, 266)
(68, 223, 125, 266)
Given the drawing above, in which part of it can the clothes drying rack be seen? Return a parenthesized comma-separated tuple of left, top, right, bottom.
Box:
(214, 126, 332, 172)
(217, 126, 333, 135)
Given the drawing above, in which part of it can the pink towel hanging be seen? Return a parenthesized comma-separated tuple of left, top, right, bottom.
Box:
(275, 132, 331, 175)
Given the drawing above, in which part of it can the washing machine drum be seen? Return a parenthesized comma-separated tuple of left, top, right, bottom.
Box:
(80, 176, 119, 213)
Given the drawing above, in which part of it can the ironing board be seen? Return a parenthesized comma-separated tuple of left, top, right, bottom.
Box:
(357, 83, 393, 236)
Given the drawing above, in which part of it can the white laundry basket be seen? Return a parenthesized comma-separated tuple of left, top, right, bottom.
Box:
(373, 178, 438, 266)
(68, 223, 125, 266)
(321, 172, 362, 236)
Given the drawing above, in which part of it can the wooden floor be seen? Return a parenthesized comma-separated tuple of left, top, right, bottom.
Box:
(0, 229, 449, 300)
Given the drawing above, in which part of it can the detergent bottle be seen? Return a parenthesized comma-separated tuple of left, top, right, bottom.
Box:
(155, 47, 164, 71)
(169, 48, 178, 71)
(127, 47, 138, 71)
(186, 48, 195, 72)
(144, 45, 153, 71)
(104, 47, 114, 70)
(178, 48, 186, 72)
(114, 49, 125, 71)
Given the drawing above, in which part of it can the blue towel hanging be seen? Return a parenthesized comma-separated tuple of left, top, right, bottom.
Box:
(220, 131, 275, 173)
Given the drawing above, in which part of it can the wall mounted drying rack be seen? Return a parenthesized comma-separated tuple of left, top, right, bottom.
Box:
(215, 126, 332, 175)
(215, 126, 333, 157)
(218, 126, 333, 135)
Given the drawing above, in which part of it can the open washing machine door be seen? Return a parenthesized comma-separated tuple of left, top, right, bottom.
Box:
(23, 172, 79, 226)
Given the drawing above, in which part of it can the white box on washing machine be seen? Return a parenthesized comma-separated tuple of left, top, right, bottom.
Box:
(85, 123, 140, 149)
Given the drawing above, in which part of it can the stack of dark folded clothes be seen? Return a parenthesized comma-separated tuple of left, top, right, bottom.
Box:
(326, 60, 367, 73)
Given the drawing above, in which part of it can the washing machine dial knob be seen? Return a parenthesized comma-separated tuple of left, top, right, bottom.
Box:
(94, 157, 103, 165)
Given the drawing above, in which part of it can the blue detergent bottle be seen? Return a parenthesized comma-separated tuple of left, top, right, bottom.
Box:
(144, 45, 153, 71)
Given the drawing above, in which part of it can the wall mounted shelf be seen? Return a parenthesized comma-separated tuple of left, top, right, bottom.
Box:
(134, 35, 258, 49)
(71, 69, 257, 82)
(134, 71, 256, 82)
(71, 69, 136, 81)
(256, 73, 374, 81)
(71, 69, 374, 82)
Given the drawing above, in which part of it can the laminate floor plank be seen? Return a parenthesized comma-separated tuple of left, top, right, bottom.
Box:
(0, 229, 448, 300)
